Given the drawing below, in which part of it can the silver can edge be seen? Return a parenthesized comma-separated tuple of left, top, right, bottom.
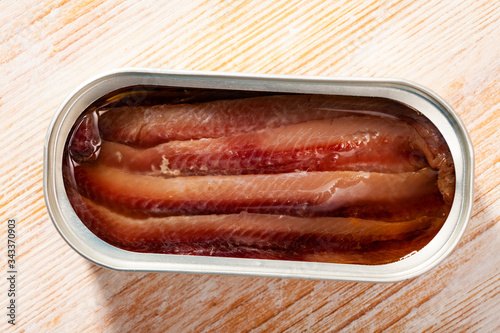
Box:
(43, 68, 475, 282)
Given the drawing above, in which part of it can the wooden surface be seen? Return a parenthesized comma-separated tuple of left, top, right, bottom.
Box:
(1, 1, 499, 332)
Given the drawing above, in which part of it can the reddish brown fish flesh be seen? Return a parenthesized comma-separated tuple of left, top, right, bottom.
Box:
(64, 91, 455, 264)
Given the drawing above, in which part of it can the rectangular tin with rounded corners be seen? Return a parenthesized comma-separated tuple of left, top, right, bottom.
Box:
(44, 69, 474, 282)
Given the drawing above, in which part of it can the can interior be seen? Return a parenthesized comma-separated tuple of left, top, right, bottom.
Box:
(44, 70, 474, 281)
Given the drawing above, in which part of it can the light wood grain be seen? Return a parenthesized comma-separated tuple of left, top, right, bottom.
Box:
(1, 1, 499, 332)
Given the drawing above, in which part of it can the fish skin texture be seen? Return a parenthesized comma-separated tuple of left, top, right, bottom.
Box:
(71, 163, 442, 220)
(98, 95, 378, 148)
(74, 96, 455, 202)
(67, 188, 440, 263)
(97, 116, 430, 176)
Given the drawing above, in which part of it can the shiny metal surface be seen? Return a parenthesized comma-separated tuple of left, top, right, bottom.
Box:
(44, 69, 474, 281)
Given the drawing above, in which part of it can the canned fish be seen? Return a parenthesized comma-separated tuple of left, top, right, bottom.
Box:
(44, 69, 474, 281)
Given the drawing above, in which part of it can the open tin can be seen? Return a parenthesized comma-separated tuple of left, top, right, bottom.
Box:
(44, 69, 474, 282)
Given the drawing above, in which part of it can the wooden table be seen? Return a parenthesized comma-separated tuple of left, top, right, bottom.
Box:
(1, 1, 498, 332)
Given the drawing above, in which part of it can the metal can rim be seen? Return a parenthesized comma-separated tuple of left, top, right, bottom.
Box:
(43, 69, 475, 282)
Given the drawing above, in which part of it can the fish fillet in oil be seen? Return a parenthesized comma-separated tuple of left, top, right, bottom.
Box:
(98, 95, 366, 147)
(67, 188, 442, 264)
(63, 93, 455, 264)
(71, 164, 445, 221)
(97, 116, 431, 176)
